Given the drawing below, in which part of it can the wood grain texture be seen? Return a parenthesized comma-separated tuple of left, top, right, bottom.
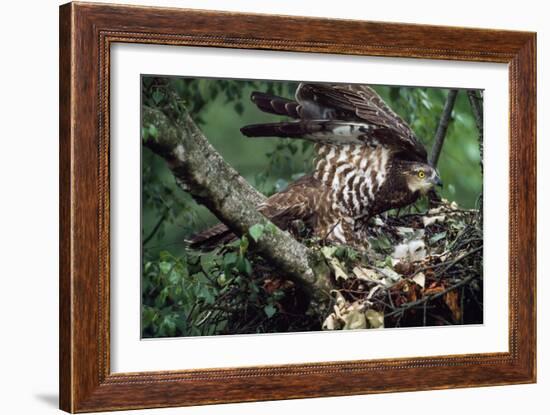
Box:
(59, 3, 73, 411)
(59, 2, 536, 412)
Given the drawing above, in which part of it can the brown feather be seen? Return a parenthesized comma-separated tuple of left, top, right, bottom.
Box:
(189, 175, 323, 250)
(192, 83, 435, 250)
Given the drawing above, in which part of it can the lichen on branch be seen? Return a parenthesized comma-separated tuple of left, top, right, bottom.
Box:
(142, 105, 333, 298)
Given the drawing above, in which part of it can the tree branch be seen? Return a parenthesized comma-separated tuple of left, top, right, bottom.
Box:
(142, 209, 168, 246)
(467, 89, 484, 222)
(429, 89, 458, 168)
(467, 90, 484, 173)
(142, 105, 333, 298)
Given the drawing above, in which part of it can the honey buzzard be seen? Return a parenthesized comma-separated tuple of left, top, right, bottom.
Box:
(190, 83, 442, 249)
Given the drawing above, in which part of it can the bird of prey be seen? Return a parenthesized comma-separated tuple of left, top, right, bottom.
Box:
(190, 83, 442, 250)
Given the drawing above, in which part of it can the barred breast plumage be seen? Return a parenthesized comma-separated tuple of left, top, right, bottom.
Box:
(190, 83, 441, 250)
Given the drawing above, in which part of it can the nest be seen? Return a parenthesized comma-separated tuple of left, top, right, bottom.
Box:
(317, 200, 483, 330)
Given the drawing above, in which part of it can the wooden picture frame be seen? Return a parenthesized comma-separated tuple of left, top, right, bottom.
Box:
(59, 2, 536, 412)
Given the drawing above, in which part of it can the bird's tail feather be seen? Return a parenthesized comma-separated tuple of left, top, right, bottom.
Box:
(187, 223, 236, 251)
(241, 121, 311, 138)
(250, 92, 301, 118)
(241, 120, 369, 145)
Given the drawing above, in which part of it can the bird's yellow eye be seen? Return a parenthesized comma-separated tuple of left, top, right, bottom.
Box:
(418, 170, 425, 179)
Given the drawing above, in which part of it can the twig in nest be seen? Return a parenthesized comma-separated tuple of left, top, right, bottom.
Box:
(385, 272, 479, 318)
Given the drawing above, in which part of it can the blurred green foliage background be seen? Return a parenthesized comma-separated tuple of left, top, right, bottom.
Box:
(141, 76, 482, 338)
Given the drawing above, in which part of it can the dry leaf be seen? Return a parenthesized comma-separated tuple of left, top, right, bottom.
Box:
(333, 290, 346, 309)
(353, 266, 380, 282)
(330, 258, 348, 281)
(263, 278, 293, 294)
(394, 260, 414, 275)
(396, 226, 415, 235)
(444, 290, 462, 322)
(423, 285, 445, 296)
(343, 308, 367, 330)
(373, 217, 385, 226)
(365, 309, 384, 328)
(412, 272, 426, 288)
(323, 248, 348, 281)
(428, 206, 444, 215)
(423, 215, 445, 227)
(321, 246, 337, 258)
(378, 267, 400, 282)
(322, 314, 338, 330)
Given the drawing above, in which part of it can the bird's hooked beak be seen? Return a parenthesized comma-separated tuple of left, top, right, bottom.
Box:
(431, 173, 443, 187)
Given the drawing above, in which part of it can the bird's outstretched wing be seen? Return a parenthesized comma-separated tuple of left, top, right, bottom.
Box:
(241, 83, 427, 162)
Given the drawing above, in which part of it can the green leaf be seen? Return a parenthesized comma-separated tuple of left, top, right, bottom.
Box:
(321, 246, 337, 259)
(239, 236, 249, 256)
(368, 235, 392, 253)
(152, 90, 164, 104)
(429, 231, 447, 244)
(159, 251, 172, 261)
(346, 248, 359, 261)
(200, 288, 216, 305)
(223, 252, 238, 266)
(334, 246, 347, 259)
(223, 264, 235, 280)
(159, 315, 177, 337)
(264, 304, 277, 318)
(236, 257, 253, 276)
(200, 253, 217, 273)
(195, 272, 211, 285)
(378, 235, 392, 250)
(141, 306, 156, 328)
(141, 127, 149, 141)
(248, 224, 265, 242)
(244, 259, 252, 275)
(148, 124, 158, 140)
(155, 287, 170, 308)
(168, 269, 181, 285)
(159, 261, 172, 275)
(265, 222, 278, 234)
(142, 77, 153, 88)
(186, 254, 200, 266)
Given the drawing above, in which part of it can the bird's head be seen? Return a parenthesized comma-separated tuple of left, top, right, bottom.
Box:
(401, 162, 443, 195)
